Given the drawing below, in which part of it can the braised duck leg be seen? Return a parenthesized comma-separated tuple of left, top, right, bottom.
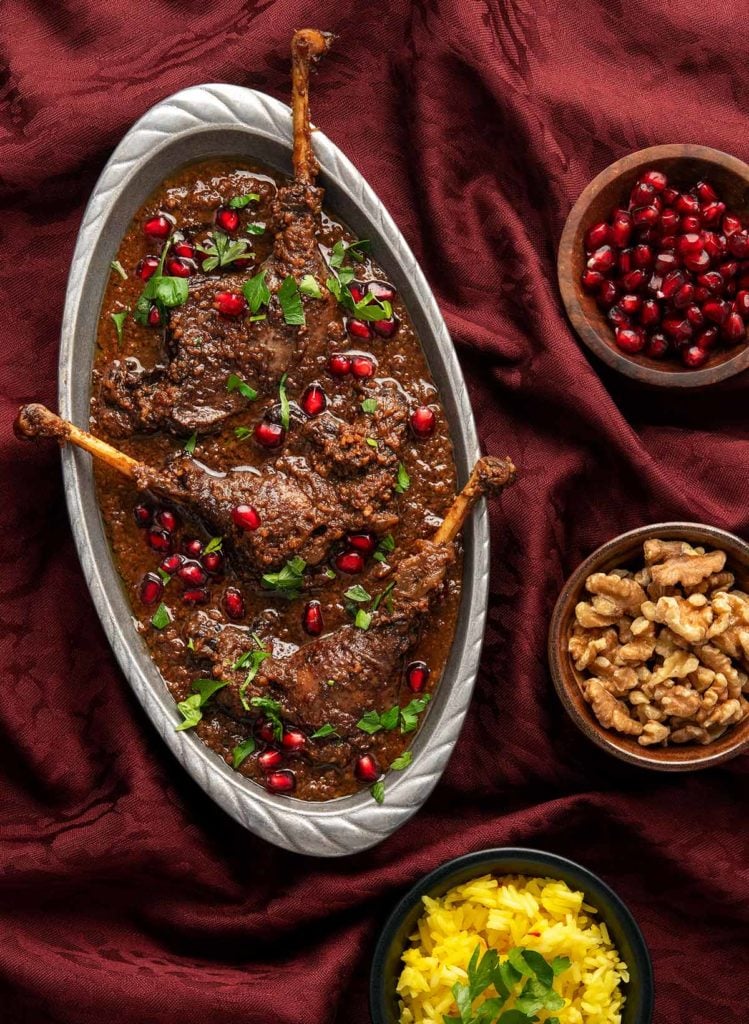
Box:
(98, 28, 339, 439)
(15, 399, 408, 573)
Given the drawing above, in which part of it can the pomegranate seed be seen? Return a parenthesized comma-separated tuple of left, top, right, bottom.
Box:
(726, 280, 737, 297)
(632, 205, 659, 228)
(677, 232, 703, 255)
(146, 528, 172, 553)
(302, 600, 324, 636)
(618, 248, 634, 275)
(615, 326, 645, 354)
(349, 283, 366, 303)
(630, 181, 656, 208)
(660, 269, 686, 300)
(694, 286, 710, 303)
(685, 304, 705, 329)
(406, 661, 430, 693)
(137, 256, 160, 281)
(679, 214, 702, 234)
(681, 345, 709, 368)
(703, 299, 730, 324)
(147, 304, 162, 327)
(597, 280, 619, 307)
(266, 770, 295, 793)
(232, 504, 261, 531)
(355, 754, 380, 782)
(659, 209, 680, 234)
(182, 537, 203, 558)
(328, 353, 352, 376)
(585, 222, 610, 251)
(676, 193, 700, 215)
(223, 587, 245, 620)
(645, 332, 669, 359)
(640, 169, 667, 191)
(373, 316, 400, 339)
(662, 316, 693, 344)
(335, 550, 365, 574)
(619, 294, 641, 316)
(214, 291, 248, 317)
(587, 245, 616, 273)
(697, 271, 723, 293)
(254, 420, 285, 449)
(256, 719, 277, 744)
(160, 553, 184, 575)
(608, 305, 631, 328)
(139, 573, 163, 605)
(647, 273, 663, 295)
(282, 729, 306, 752)
(723, 213, 742, 237)
(144, 214, 171, 239)
(621, 269, 646, 292)
(632, 243, 654, 268)
(216, 206, 240, 232)
(346, 318, 374, 341)
(701, 231, 722, 260)
(300, 383, 327, 416)
(173, 240, 195, 259)
(609, 210, 632, 248)
(722, 312, 746, 343)
(655, 250, 678, 274)
(258, 750, 283, 771)
(410, 406, 436, 438)
(696, 180, 718, 203)
(659, 234, 677, 250)
(201, 550, 224, 575)
(582, 269, 605, 293)
(346, 532, 377, 555)
(673, 283, 695, 309)
(178, 561, 208, 587)
(701, 200, 726, 225)
(662, 186, 680, 206)
(735, 290, 749, 317)
(696, 326, 719, 351)
(367, 280, 397, 302)
(351, 355, 375, 379)
(728, 232, 749, 258)
(183, 587, 209, 606)
(154, 508, 177, 533)
(682, 249, 710, 273)
(718, 260, 739, 280)
(166, 257, 194, 278)
(640, 298, 660, 327)
(134, 503, 152, 527)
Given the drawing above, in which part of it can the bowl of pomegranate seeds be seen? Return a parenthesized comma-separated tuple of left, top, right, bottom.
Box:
(559, 144, 749, 386)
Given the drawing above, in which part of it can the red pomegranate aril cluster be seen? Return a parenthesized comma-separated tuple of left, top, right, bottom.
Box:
(581, 170, 749, 367)
(214, 291, 247, 318)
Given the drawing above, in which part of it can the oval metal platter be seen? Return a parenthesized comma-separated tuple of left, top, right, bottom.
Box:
(58, 85, 489, 857)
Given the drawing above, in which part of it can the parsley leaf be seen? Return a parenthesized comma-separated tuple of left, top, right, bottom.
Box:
(330, 238, 371, 268)
(395, 462, 411, 493)
(344, 584, 371, 603)
(157, 568, 171, 585)
(279, 372, 290, 432)
(400, 694, 431, 733)
(370, 780, 385, 804)
(311, 723, 339, 739)
(355, 609, 372, 630)
(226, 373, 258, 400)
(133, 254, 188, 324)
(197, 230, 253, 272)
(361, 397, 378, 414)
(390, 751, 412, 771)
(372, 580, 395, 613)
(183, 432, 197, 455)
(278, 275, 305, 326)
(365, 437, 378, 448)
(150, 603, 171, 630)
(243, 269, 271, 314)
(203, 536, 222, 555)
(373, 533, 395, 563)
(110, 310, 128, 346)
(234, 425, 252, 440)
(299, 274, 322, 298)
(228, 192, 260, 208)
(249, 695, 283, 740)
(262, 556, 306, 599)
(246, 222, 266, 235)
(175, 678, 228, 731)
(357, 710, 385, 735)
(232, 736, 256, 768)
(110, 259, 127, 280)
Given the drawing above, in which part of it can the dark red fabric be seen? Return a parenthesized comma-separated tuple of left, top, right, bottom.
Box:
(2, 2, 748, 1021)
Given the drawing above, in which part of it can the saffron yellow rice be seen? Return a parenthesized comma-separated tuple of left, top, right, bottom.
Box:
(396, 874, 629, 1024)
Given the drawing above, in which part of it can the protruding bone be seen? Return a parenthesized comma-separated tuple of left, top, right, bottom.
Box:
(433, 455, 516, 546)
(15, 403, 140, 479)
(290, 28, 333, 183)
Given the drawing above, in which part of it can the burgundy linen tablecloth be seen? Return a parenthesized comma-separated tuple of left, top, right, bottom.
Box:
(1, 2, 748, 1021)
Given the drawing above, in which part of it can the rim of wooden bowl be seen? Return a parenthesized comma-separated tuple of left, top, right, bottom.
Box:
(548, 522, 749, 770)
(558, 144, 749, 388)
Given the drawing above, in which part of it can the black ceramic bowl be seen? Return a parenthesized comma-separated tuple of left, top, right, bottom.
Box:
(370, 847, 654, 1024)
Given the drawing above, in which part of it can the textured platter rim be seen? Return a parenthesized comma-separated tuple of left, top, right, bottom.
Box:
(57, 84, 490, 857)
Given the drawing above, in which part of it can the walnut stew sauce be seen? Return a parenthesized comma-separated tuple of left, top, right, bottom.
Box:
(90, 159, 460, 801)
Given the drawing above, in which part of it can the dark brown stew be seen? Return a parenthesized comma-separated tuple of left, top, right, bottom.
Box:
(88, 157, 462, 801)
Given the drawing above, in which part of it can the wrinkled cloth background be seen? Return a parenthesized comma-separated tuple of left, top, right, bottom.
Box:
(1, 1, 748, 1021)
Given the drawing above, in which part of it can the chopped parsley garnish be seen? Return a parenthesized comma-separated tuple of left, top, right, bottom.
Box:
(197, 231, 253, 272)
(249, 695, 283, 740)
(354, 609, 372, 631)
(234, 425, 252, 440)
(373, 533, 395, 563)
(110, 259, 127, 280)
(203, 536, 223, 555)
(243, 269, 271, 314)
(394, 462, 411, 494)
(310, 723, 339, 739)
(186, 637, 195, 651)
(157, 568, 171, 585)
(390, 751, 413, 771)
(371, 580, 395, 613)
(228, 192, 260, 208)
(278, 275, 305, 326)
(279, 372, 290, 431)
(150, 602, 171, 630)
(262, 556, 306, 599)
(344, 584, 371, 603)
(399, 695, 431, 733)
(370, 781, 385, 804)
(326, 273, 392, 322)
(357, 695, 431, 735)
(299, 274, 323, 298)
(226, 373, 258, 400)
(232, 736, 256, 768)
(231, 635, 271, 710)
(365, 437, 378, 448)
(110, 310, 128, 346)
(330, 238, 371, 268)
(183, 432, 197, 455)
(361, 398, 378, 414)
(246, 222, 266, 235)
(175, 678, 228, 731)
(133, 240, 188, 324)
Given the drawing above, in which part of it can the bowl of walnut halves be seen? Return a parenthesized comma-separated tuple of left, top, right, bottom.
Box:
(548, 523, 749, 770)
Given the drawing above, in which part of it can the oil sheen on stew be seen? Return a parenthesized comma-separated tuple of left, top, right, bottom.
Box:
(90, 159, 460, 801)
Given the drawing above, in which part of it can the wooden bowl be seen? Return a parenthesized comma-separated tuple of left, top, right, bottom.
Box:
(558, 144, 749, 387)
(548, 522, 749, 770)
